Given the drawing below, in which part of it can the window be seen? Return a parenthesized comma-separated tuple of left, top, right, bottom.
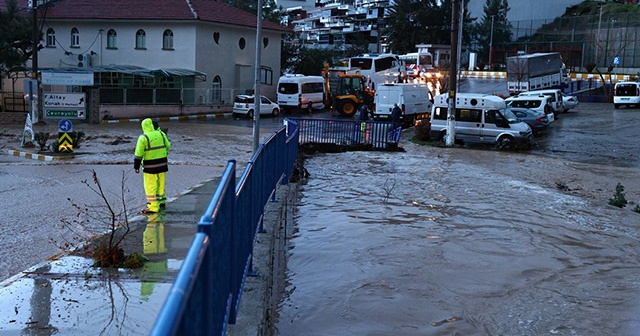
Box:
(457, 109, 481, 122)
(163, 30, 174, 50)
(260, 67, 273, 85)
(107, 29, 117, 49)
(71, 27, 80, 47)
(212, 76, 222, 102)
(239, 37, 245, 50)
(136, 29, 146, 49)
(302, 82, 324, 94)
(46, 28, 55, 47)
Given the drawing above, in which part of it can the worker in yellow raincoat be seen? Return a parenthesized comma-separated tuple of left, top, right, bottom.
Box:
(134, 118, 170, 214)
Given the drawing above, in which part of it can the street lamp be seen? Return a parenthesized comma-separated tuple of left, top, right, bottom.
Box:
(489, 15, 495, 68)
(596, 1, 604, 65)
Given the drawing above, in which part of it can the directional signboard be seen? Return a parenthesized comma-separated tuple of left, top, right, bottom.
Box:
(58, 119, 73, 133)
(44, 93, 87, 120)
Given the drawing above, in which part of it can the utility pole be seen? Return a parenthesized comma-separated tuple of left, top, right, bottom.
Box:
(446, 0, 460, 147)
(30, 0, 42, 124)
(252, 0, 263, 152)
(489, 15, 495, 68)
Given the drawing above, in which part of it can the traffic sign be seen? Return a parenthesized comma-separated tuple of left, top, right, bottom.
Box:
(613, 56, 620, 66)
(58, 119, 73, 133)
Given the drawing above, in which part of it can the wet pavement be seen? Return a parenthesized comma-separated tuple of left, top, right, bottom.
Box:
(0, 175, 218, 335)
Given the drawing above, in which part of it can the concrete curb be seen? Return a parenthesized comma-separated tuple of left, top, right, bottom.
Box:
(6, 149, 66, 162)
(100, 112, 233, 124)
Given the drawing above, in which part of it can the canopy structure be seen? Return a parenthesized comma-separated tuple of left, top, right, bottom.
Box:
(38, 65, 207, 88)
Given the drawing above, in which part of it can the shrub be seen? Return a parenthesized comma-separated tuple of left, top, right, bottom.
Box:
(608, 183, 628, 208)
(413, 119, 431, 141)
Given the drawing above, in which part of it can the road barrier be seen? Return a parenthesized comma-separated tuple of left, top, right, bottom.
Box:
(151, 122, 299, 336)
(287, 117, 401, 149)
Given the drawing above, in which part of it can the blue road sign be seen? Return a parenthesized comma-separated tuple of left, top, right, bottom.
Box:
(58, 119, 73, 133)
(613, 56, 620, 66)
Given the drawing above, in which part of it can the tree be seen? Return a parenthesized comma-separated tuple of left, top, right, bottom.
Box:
(472, 0, 512, 66)
(384, 0, 474, 55)
(223, 0, 285, 24)
(0, 0, 35, 75)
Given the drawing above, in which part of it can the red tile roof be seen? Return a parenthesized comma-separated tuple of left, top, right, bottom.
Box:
(4, 0, 289, 32)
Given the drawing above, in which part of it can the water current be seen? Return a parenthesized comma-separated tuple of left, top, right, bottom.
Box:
(274, 147, 640, 335)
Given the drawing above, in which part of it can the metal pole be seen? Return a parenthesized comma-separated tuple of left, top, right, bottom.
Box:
(489, 15, 494, 67)
(31, 2, 40, 124)
(446, 0, 459, 147)
(596, 2, 603, 65)
(252, 0, 263, 152)
(456, 0, 463, 92)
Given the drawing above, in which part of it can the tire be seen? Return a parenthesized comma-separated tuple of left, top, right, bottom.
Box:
(497, 136, 513, 150)
(337, 100, 357, 117)
(272, 108, 279, 117)
(439, 130, 447, 143)
(614, 104, 620, 109)
(247, 110, 254, 119)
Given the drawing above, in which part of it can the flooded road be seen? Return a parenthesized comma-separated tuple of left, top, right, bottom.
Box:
(274, 103, 640, 335)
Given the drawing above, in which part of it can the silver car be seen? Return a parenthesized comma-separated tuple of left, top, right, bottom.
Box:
(561, 93, 579, 112)
(232, 95, 280, 119)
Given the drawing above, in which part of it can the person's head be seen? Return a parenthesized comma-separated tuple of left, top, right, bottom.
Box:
(152, 120, 159, 130)
(141, 118, 155, 133)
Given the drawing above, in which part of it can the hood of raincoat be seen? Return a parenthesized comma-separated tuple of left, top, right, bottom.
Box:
(141, 118, 155, 133)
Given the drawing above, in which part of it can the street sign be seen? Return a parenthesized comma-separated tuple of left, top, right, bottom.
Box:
(45, 109, 86, 119)
(613, 56, 620, 66)
(58, 119, 73, 133)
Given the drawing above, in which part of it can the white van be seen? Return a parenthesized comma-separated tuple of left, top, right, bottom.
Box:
(277, 74, 327, 112)
(613, 81, 640, 109)
(372, 83, 433, 124)
(517, 89, 564, 115)
(429, 93, 533, 149)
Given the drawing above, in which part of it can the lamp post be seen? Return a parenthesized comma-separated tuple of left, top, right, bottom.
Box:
(489, 14, 495, 68)
(596, 1, 604, 66)
(252, 0, 263, 152)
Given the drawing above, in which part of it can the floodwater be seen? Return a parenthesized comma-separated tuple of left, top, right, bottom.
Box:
(274, 103, 640, 335)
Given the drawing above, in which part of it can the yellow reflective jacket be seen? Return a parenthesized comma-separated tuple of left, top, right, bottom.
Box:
(134, 118, 170, 174)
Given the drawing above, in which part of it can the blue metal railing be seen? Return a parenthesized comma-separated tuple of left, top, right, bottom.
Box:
(151, 121, 299, 336)
(286, 118, 401, 148)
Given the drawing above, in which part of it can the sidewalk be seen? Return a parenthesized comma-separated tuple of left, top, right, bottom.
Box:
(0, 114, 288, 335)
(0, 174, 287, 335)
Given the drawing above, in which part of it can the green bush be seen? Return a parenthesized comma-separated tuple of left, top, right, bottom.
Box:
(608, 183, 628, 208)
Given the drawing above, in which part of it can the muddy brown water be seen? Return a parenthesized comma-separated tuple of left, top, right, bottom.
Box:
(274, 102, 640, 335)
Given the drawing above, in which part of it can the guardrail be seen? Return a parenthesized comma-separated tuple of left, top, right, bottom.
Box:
(286, 117, 401, 149)
(151, 121, 299, 336)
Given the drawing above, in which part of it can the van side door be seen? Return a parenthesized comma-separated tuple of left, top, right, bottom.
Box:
(480, 110, 508, 144)
(455, 108, 482, 143)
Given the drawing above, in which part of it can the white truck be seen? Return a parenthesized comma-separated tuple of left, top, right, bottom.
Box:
(506, 52, 566, 95)
(372, 83, 433, 124)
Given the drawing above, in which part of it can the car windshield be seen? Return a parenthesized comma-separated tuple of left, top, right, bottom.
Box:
(500, 108, 519, 123)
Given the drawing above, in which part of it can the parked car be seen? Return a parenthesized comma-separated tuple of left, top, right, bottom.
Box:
(518, 89, 564, 116)
(509, 107, 550, 134)
(561, 93, 579, 112)
(233, 95, 280, 119)
(505, 95, 555, 122)
(613, 81, 640, 109)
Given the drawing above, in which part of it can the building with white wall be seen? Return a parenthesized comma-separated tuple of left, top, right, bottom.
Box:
(1, 0, 290, 120)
